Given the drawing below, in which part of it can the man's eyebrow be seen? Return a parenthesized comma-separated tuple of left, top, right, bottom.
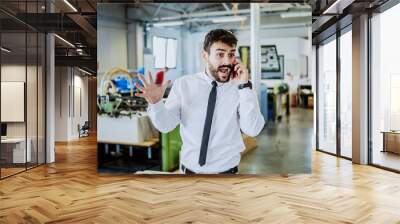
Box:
(216, 49, 236, 52)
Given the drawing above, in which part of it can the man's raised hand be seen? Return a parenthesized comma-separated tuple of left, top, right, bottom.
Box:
(135, 71, 171, 104)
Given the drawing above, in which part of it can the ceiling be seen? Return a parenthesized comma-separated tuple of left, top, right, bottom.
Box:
(311, 0, 391, 44)
(3, 0, 390, 73)
(119, 3, 312, 32)
(0, 0, 97, 74)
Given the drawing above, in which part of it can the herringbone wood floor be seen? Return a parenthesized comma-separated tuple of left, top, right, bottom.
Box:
(1, 135, 400, 224)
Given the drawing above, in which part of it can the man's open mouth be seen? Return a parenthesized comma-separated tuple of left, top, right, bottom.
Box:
(218, 67, 229, 74)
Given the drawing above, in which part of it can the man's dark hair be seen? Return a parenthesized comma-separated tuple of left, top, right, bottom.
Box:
(203, 29, 238, 54)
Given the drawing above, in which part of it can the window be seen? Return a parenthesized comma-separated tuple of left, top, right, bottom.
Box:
(340, 29, 352, 158)
(317, 36, 337, 154)
(0, 1, 46, 179)
(370, 3, 400, 171)
(153, 36, 177, 69)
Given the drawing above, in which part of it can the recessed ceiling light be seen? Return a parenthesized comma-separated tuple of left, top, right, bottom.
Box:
(78, 67, 92, 76)
(280, 11, 311, 18)
(54, 34, 75, 48)
(153, 21, 184, 27)
(212, 16, 247, 23)
(63, 0, 78, 12)
(1, 47, 11, 53)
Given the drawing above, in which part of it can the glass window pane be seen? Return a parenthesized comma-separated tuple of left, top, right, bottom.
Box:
(318, 37, 337, 154)
(371, 3, 400, 171)
(38, 33, 45, 165)
(340, 30, 352, 158)
(1, 30, 27, 177)
(27, 31, 38, 169)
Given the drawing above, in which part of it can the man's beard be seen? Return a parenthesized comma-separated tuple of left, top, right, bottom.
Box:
(206, 61, 231, 83)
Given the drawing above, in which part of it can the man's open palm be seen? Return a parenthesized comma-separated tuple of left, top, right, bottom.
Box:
(135, 72, 171, 104)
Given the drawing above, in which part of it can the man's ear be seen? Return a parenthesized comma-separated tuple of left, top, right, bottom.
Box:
(202, 51, 209, 62)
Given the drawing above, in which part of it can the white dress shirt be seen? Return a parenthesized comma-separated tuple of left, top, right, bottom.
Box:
(147, 72, 265, 174)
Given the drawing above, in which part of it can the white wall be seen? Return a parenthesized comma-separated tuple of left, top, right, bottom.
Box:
(1, 64, 46, 163)
(97, 5, 128, 75)
(1, 65, 26, 140)
(371, 4, 400, 153)
(72, 74, 89, 138)
(55, 67, 68, 141)
(55, 67, 89, 141)
(1, 65, 40, 137)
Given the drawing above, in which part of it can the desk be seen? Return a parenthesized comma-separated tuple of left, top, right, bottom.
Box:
(97, 113, 158, 145)
(381, 131, 400, 154)
(1, 138, 31, 163)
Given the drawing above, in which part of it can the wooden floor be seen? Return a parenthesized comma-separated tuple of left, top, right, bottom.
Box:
(1, 167, 26, 178)
(373, 151, 400, 171)
(1, 135, 400, 223)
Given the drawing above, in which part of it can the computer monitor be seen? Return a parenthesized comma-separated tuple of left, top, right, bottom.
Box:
(1, 123, 7, 137)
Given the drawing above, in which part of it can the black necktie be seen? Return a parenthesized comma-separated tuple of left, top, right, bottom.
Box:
(199, 81, 218, 166)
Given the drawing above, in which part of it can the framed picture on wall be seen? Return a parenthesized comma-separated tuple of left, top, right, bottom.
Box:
(261, 55, 284, 79)
(261, 45, 280, 72)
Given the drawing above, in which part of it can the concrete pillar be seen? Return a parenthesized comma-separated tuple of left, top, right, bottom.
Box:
(136, 23, 144, 68)
(46, 0, 56, 163)
(127, 22, 137, 69)
(250, 3, 261, 99)
(127, 22, 144, 70)
(352, 14, 369, 164)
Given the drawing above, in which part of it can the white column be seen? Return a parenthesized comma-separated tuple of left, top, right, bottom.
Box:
(46, 1, 55, 163)
(352, 14, 369, 164)
(250, 3, 261, 99)
(136, 23, 144, 68)
(127, 22, 137, 69)
(46, 33, 55, 163)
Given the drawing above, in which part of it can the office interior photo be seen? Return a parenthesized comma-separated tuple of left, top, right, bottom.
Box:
(96, 3, 313, 174)
(0, 0, 400, 223)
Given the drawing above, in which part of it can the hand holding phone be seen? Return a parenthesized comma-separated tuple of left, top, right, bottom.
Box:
(229, 63, 238, 80)
(230, 58, 250, 85)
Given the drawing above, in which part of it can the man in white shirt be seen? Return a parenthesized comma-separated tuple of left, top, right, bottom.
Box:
(135, 29, 265, 174)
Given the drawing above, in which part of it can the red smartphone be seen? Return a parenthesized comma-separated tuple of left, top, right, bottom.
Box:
(155, 70, 164, 85)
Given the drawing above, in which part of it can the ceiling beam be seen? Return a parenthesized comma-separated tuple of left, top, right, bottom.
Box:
(152, 5, 297, 22)
(67, 14, 97, 40)
(222, 3, 231, 12)
(86, 0, 96, 12)
(55, 55, 96, 70)
(188, 3, 199, 13)
(153, 3, 163, 17)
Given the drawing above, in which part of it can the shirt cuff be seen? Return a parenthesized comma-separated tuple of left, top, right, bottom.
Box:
(147, 100, 165, 113)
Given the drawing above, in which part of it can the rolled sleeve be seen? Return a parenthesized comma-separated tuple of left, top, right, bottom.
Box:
(238, 88, 265, 137)
(147, 100, 165, 113)
(146, 81, 181, 133)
